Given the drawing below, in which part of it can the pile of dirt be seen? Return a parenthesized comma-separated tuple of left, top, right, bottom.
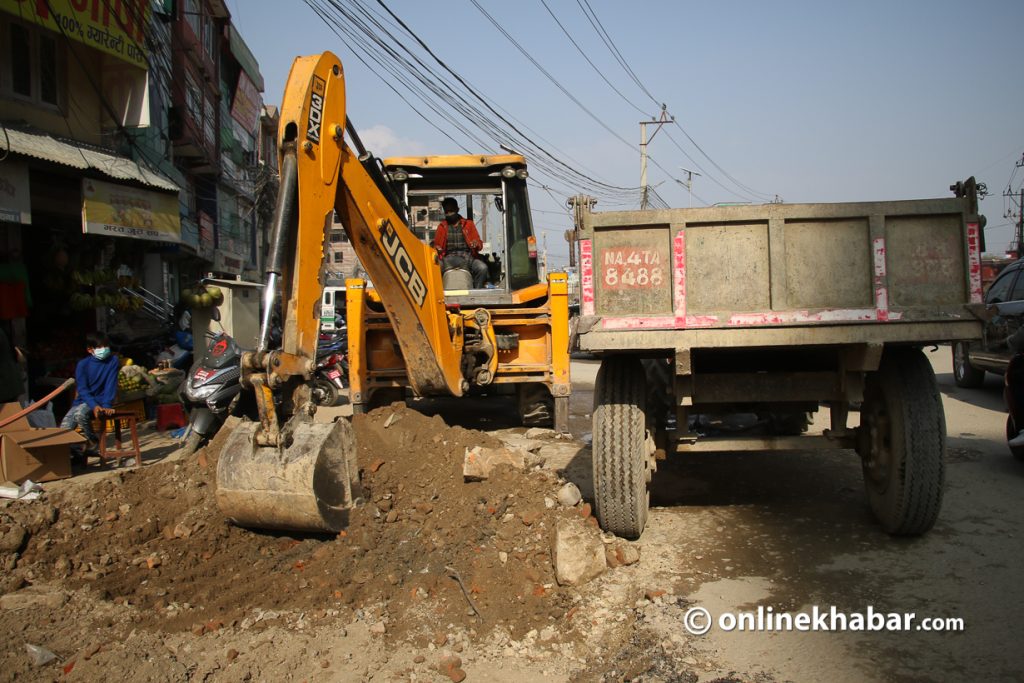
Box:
(0, 403, 594, 659)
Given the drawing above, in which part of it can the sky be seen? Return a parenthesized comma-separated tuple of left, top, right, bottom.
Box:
(226, 0, 1024, 268)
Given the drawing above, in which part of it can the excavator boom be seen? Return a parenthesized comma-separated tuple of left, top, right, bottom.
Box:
(217, 52, 471, 532)
(215, 52, 567, 533)
(273, 52, 463, 397)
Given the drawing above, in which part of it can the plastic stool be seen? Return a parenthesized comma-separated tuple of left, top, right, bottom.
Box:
(97, 411, 142, 468)
(156, 403, 187, 431)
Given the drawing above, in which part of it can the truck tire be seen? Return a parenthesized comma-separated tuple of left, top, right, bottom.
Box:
(1006, 415, 1024, 462)
(952, 342, 985, 388)
(859, 348, 945, 535)
(593, 356, 649, 539)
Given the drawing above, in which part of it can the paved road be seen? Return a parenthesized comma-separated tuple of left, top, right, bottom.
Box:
(568, 349, 1024, 682)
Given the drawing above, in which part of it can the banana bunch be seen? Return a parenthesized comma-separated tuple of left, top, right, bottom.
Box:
(117, 364, 151, 393)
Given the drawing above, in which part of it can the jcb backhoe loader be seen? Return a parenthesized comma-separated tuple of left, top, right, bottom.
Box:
(215, 52, 570, 533)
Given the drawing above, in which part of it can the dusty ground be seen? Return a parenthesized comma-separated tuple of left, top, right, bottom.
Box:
(0, 348, 1021, 682)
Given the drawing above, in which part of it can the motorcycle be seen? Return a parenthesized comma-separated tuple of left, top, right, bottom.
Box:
(311, 327, 349, 407)
(179, 332, 252, 456)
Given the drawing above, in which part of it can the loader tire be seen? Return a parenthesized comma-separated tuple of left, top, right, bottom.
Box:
(858, 348, 945, 535)
(593, 356, 649, 540)
(517, 383, 553, 427)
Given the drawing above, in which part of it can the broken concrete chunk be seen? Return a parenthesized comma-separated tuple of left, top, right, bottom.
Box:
(0, 525, 27, 553)
(552, 518, 606, 586)
(556, 482, 582, 508)
(605, 541, 641, 568)
(463, 446, 526, 481)
(0, 584, 68, 610)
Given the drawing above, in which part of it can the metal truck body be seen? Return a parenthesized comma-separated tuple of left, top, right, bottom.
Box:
(571, 182, 986, 539)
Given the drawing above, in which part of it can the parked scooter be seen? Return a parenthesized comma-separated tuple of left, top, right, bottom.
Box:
(311, 326, 348, 407)
(179, 332, 252, 456)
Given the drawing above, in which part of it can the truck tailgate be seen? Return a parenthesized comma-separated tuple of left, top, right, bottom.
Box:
(577, 197, 984, 346)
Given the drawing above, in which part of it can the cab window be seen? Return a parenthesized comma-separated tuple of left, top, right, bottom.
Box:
(504, 178, 539, 290)
(1010, 270, 1024, 302)
(987, 269, 1018, 304)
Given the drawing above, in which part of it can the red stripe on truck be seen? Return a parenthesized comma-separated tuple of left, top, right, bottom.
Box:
(580, 239, 595, 316)
(966, 223, 983, 303)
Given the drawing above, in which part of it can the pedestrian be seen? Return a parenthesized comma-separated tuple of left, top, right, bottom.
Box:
(60, 332, 119, 462)
(433, 197, 489, 289)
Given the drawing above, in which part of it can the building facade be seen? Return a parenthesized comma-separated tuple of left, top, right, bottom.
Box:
(0, 0, 267, 402)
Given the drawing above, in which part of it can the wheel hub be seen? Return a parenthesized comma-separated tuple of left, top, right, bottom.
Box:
(860, 400, 892, 489)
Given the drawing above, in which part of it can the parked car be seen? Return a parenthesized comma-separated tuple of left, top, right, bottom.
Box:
(953, 259, 1024, 387)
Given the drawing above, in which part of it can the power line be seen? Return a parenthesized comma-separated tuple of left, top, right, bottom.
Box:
(368, 0, 639, 200)
(303, 0, 643, 206)
(575, 0, 774, 203)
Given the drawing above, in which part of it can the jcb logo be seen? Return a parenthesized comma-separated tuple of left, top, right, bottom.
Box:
(380, 220, 427, 307)
(307, 76, 326, 145)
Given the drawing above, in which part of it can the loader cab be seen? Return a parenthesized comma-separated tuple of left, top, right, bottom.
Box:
(383, 155, 540, 303)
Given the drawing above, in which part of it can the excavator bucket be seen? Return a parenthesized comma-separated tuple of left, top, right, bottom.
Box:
(215, 418, 361, 533)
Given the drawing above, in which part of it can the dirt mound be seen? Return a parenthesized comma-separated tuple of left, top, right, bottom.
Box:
(1, 403, 587, 650)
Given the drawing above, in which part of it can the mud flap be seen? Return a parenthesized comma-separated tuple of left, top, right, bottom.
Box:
(215, 418, 361, 533)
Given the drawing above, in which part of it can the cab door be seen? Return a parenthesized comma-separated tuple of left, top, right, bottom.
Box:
(975, 265, 1024, 372)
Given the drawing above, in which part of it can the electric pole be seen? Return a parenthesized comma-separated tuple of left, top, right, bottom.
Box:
(1003, 153, 1024, 257)
(640, 105, 672, 209)
(678, 166, 700, 208)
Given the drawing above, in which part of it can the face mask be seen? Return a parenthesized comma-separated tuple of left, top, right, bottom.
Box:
(91, 347, 111, 361)
(445, 213, 459, 225)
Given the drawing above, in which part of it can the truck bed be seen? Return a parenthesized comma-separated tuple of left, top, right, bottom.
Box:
(575, 196, 985, 350)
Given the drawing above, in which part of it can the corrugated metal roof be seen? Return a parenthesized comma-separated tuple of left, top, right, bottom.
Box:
(5, 127, 179, 193)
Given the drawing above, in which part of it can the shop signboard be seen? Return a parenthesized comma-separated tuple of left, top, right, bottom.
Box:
(213, 250, 244, 275)
(231, 70, 261, 132)
(81, 178, 180, 242)
(197, 211, 215, 261)
(0, 162, 31, 224)
(0, 0, 149, 69)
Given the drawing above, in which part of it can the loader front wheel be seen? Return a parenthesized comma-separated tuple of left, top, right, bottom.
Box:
(593, 356, 649, 540)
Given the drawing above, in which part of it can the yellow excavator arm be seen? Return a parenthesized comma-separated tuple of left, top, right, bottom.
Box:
(273, 51, 463, 397)
(215, 52, 563, 534)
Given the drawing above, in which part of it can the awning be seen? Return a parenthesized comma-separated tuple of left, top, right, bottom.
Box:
(4, 126, 179, 193)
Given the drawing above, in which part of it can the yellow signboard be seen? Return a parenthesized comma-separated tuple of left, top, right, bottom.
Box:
(82, 179, 181, 243)
(0, 0, 149, 69)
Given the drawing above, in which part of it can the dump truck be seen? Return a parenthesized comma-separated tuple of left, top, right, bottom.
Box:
(570, 180, 986, 539)
(214, 52, 569, 533)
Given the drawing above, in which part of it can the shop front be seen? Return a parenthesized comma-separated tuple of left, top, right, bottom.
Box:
(0, 130, 180, 414)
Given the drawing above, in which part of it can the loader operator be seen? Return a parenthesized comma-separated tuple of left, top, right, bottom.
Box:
(433, 197, 488, 289)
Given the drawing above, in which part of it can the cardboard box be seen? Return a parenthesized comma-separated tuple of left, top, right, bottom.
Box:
(0, 402, 83, 484)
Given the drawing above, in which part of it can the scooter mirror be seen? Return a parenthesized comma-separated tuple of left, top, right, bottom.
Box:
(211, 307, 221, 322)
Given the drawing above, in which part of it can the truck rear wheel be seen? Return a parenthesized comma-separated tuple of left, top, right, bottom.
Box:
(859, 348, 945, 535)
(593, 356, 649, 539)
(952, 342, 985, 388)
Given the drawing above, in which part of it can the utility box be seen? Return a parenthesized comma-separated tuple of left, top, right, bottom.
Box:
(192, 278, 264, 350)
